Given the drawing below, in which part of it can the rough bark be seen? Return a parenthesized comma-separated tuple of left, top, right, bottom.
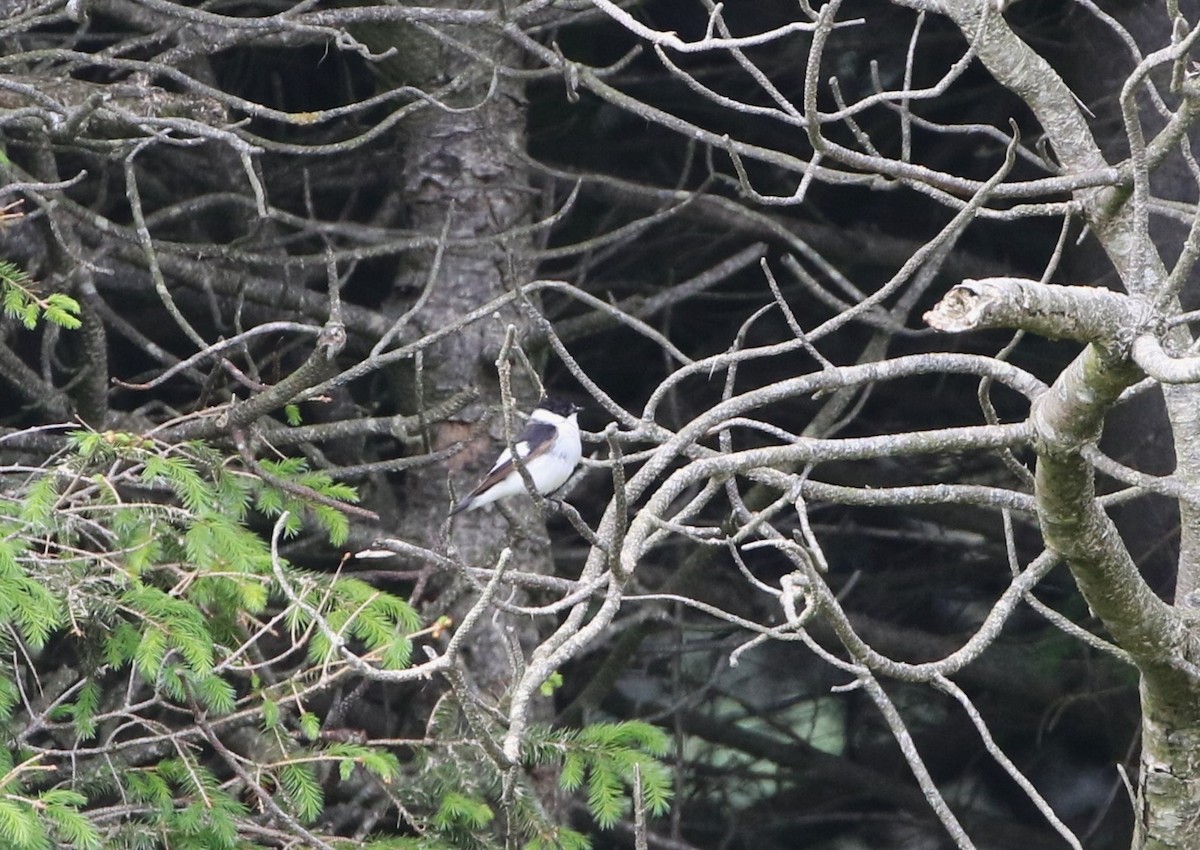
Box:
(351, 3, 557, 718)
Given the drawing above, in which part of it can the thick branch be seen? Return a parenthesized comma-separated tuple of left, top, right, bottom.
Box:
(925, 278, 1157, 351)
(928, 281, 1197, 680)
(1032, 347, 1189, 664)
(0, 74, 227, 134)
(164, 322, 346, 442)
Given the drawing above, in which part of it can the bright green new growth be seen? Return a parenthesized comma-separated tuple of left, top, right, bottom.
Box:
(0, 260, 82, 330)
(0, 432, 415, 847)
(0, 432, 674, 847)
(341, 699, 672, 850)
(529, 721, 674, 829)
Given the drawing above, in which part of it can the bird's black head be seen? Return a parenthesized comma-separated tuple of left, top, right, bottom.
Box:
(537, 397, 582, 417)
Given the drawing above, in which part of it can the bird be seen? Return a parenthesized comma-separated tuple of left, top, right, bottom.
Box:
(449, 397, 583, 516)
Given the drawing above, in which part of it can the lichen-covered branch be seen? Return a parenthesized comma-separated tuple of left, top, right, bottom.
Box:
(929, 275, 1200, 849)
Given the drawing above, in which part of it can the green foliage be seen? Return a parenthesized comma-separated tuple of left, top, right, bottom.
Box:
(40, 790, 104, 850)
(253, 456, 359, 545)
(0, 431, 431, 847)
(124, 759, 247, 849)
(123, 583, 215, 675)
(0, 752, 102, 850)
(524, 827, 592, 850)
(0, 431, 677, 848)
(0, 261, 82, 330)
(299, 710, 321, 741)
(334, 839, 457, 850)
(539, 671, 564, 697)
(324, 742, 402, 783)
(434, 792, 494, 830)
(0, 554, 62, 650)
(279, 761, 324, 823)
(66, 680, 101, 740)
(527, 721, 673, 829)
(291, 574, 418, 668)
(397, 710, 674, 850)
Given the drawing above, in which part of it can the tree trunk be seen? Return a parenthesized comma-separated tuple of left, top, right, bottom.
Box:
(355, 1, 557, 717)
